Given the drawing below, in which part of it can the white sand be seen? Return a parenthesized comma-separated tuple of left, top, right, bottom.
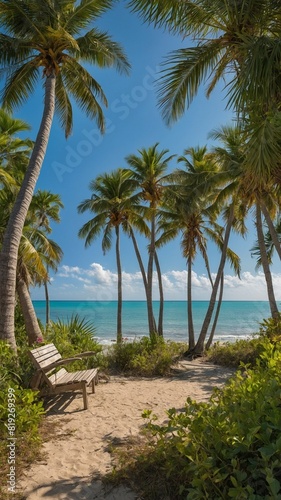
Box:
(17, 359, 235, 499)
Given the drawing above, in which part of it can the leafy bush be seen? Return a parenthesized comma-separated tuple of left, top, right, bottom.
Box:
(105, 336, 187, 376)
(0, 341, 44, 499)
(258, 314, 281, 343)
(206, 338, 261, 367)
(109, 339, 281, 499)
(45, 314, 102, 370)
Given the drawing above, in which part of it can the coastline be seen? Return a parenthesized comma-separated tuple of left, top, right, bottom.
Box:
(32, 299, 270, 345)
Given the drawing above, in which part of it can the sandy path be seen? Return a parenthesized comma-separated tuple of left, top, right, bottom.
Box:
(18, 360, 235, 499)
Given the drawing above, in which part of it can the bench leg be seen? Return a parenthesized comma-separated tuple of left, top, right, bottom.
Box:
(91, 378, 95, 394)
(82, 383, 88, 410)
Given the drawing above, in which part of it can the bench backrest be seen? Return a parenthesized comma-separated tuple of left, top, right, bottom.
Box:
(29, 343, 65, 390)
(29, 343, 62, 371)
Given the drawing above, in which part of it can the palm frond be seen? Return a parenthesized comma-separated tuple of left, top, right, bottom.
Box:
(158, 43, 223, 124)
(64, 0, 114, 34)
(78, 212, 108, 246)
(75, 29, 130, 74)
(61, 57, 107, 133)
(1, 61, 39, 111)
(55, 72, 73, 137)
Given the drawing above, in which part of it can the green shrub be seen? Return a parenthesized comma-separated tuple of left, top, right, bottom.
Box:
(258, 314, 281, 343)
(105, 337, 187, 376)
(206, 338, 261, 367)
(109, 339, 281, 499)
(0, 341, 44, 499)
(45, 314, 102, 370)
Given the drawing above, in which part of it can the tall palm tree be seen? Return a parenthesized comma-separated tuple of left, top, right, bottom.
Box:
(191, 127, 247, 354)
(0, 183, 62, 344)
(0, 0, 130, 351)
(125, 143, 174, 337)
(29, 190, 64, 325)
(256, 204, 279, 318)
(129, 0, 281, 200)
(16, 229, 62, 345)
(158, 146, 240, 350)
(0, 117, 63, 343)
(78, 169, 140, 343)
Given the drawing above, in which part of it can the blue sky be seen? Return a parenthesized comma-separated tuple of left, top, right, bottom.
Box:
(12, 2, 281, 301)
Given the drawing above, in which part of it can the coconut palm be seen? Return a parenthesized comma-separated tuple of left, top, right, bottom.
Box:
(125, 143, 175, 337)
(129, 0, 281, 122)
(158, 146, 240, 350)
(255, 204, 279, 318)
(188, 127, 248, 354)
(16, 231, 55, 345)
(78, 169, 141, 343)
(29, 190, 64, 325)
(0, 124, 63, 343)
(1, 177, 64, 343)
(129, 0, 281, 194)
(0, 0, 130, 350)
(212, 125, 280, 320)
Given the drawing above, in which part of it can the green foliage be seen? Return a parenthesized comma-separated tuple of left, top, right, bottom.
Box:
(105, 337, 187, 376)
(206, 338, 261, 367)
(0, 342, 44, 433)
(45, 314, 102, 370)
(0, 341, 44, 499)
(258, 314, 281, 343)
(109, 339, 281, 499)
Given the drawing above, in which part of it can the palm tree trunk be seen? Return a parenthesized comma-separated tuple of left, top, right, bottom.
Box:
(130, 227, 148, 291)
(130, 227, 157, 332)
(206, 272, 224, 350)
(147, 211, 156, 336)
(187, 256, 195, 350)
(193, 205, 235, 355)
(0, 73, 56, 352)
(154, 251, 164, 336)
(44, 280, 50, 326)
(256, 204, 279, 319)
(260, 201, 281, 260)
(16, 276, 43, 346)
(115, 226, 122, 343)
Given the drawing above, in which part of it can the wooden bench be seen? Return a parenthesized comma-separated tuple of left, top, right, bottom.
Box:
(29, 343, 99, 410)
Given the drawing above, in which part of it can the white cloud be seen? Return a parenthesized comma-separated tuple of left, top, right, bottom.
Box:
(31, 262, 281, 301)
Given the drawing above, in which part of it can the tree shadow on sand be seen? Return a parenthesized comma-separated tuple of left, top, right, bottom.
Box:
(19, 475, 139, 499)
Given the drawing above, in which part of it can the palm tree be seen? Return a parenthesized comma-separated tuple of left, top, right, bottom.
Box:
(0, 0, 130, 351)
(158, 146, 240, 350)
(0, 120, 63, 343)
(125, 143, 174, 337)
(78, 169, 140, 343)
(129, 0, 281, 202)
(1, 177, 64, 344)
(256, 204, 279, 318)
(190, 128, 247, 355)
(129, 0, 281, 122)
(29, 190, 64, 325)
(251, 207, 279, 319)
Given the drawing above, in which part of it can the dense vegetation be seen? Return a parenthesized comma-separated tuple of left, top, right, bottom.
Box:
(1, 311, 280, 499)
(1, 0, 281, 358)
(107, 338, 281, 499)
(0, 1, 281, 497)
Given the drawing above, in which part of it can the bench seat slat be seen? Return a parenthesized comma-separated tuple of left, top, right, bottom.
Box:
(54, 368, 98, 387)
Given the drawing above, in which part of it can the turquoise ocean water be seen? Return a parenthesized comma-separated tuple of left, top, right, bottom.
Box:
(33, 300, 272, 345)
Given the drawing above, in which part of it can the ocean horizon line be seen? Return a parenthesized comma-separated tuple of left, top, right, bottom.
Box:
(32, 300, 271, 344)
(32, 299, 271, 303)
